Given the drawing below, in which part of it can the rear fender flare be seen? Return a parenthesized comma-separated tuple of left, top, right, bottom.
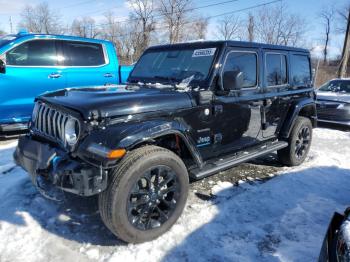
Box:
(280, 98, 317, 138)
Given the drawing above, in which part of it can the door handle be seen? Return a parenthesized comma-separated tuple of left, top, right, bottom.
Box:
(48, 73, 62, 79)
(264, 99, 272, 107)
(104, 73, 114, 78)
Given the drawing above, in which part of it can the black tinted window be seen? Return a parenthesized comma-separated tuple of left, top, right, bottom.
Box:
(291, 55, 311, 86)
(223, 51, 257, 88)
(63, 41, 105, 66)
(6, 40, 57, 66)
(266, 53, 287, 86)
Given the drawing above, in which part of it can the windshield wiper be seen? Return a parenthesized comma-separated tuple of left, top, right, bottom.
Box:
(154, 76, 178, 86)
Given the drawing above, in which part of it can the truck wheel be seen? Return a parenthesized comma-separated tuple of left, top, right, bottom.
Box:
(98, 145, 189, 243)
(278, 116, 312, 166)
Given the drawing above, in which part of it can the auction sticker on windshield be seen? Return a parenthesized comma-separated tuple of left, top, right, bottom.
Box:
(192, 48, 216, 57)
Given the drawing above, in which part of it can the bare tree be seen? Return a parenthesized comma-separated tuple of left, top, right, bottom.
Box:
(18, 2, 63, 34)
(247, 13, 254, 42)
(101, 12, 144, 64)
(216, 15, 242, 40)
(71, 17, 100, 38)
(127, 0, 156, 58)
(190, 16, 209, 40)
(158, 0, 193, 43)
(254, 4, 305, 47)
(337, 4, 350, 33)
(319, 7, 335, 64)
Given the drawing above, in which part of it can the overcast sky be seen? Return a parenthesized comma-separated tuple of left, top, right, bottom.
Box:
(0, 0, 348, 58)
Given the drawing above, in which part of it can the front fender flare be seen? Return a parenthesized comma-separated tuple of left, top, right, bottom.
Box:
(78, 120, 203, 167)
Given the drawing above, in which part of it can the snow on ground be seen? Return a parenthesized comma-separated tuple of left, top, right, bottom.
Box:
(0, 128, 350, 262)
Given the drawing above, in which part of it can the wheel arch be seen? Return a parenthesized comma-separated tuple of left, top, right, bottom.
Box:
(279, 98, 317, 139)
(126, 130, 203, 169)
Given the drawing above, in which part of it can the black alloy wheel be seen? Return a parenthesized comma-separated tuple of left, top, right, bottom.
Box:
(127, 165, 180, 230)
(98, 145, 189, 243)
(294, 126, 311, 160)
(278, 116, 313, 166)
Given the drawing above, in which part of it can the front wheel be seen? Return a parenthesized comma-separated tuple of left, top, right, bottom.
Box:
(98, 145, 189, 243)
(278, 116, 313, 166)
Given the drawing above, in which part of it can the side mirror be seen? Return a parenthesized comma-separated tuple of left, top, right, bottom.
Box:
(223, 70, 243, 91)
(0, 59, 5, 74)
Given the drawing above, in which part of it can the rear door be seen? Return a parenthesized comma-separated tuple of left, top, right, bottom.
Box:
(62, 40, 118, 87)
(0, 39, 66, 124)
(262, 51, 290, 138)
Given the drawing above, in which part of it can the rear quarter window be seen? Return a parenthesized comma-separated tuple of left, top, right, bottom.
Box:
(63, 41, 105, 66)
(290, 54, 311, 86)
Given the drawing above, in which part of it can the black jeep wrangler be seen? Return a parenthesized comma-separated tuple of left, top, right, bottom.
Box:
(14, 41, 316, 243)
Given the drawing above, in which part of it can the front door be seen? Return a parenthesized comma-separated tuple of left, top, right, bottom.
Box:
(0, 39, 66, 124)
(212, 49, 263, 156)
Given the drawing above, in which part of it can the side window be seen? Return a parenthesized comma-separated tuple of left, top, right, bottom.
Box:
(223, 51, 257, 88)
(266, 53, 287, 86)
(6, 40, 57, 66)
(291, 54, 311, 86)
(63, 41, 105, 66)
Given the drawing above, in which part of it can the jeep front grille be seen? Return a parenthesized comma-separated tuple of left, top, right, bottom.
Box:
(33, 102, 70, 143)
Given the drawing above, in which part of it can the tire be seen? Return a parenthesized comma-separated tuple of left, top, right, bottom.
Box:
(98, 145, 189, 243)
(278, 116, 313, 166)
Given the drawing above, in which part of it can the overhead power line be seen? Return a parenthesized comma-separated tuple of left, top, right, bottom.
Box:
(94, 0, 240, 28)
(103, 0, 282, 39)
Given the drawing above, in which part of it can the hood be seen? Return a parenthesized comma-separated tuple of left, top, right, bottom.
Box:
(39, 85, 193, 119)
(316, 91, 350, 104)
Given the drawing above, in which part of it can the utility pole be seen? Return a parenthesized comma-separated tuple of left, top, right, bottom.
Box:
(338, 9, 350, 78)
(9, 16, 13, 34)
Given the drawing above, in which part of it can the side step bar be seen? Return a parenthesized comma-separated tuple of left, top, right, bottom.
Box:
(189, 141, 288, 180)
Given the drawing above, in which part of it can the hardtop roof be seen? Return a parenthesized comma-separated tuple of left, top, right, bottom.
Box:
(147, 40, 309, 53)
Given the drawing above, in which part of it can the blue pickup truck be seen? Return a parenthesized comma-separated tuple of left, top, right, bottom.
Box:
(0, 32, 133, 138)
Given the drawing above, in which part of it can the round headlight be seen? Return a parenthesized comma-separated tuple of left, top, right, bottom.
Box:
(64, 118, 80, 146)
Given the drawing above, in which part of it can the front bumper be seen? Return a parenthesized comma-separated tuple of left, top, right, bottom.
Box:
(14, 135, 108, 196)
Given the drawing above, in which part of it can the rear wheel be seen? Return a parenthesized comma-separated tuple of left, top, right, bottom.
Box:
(99, 145, 189, 243)
(278, 116, 312, 166)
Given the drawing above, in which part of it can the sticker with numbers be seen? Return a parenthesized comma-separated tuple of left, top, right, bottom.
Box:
(192, 48, 216, 57)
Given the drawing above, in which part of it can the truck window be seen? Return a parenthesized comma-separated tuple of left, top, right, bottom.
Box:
(222, 51, 257, 88)
(6, 40, 57, 66)
(63, 41, 105, 66)
(291, 54, 311, 86)
(266, 53, 287, 86)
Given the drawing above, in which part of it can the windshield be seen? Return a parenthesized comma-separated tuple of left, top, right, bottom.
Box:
(129, 47, 217, 85)
(0, 35, 18, 49)
(319, 80, 350, 93)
